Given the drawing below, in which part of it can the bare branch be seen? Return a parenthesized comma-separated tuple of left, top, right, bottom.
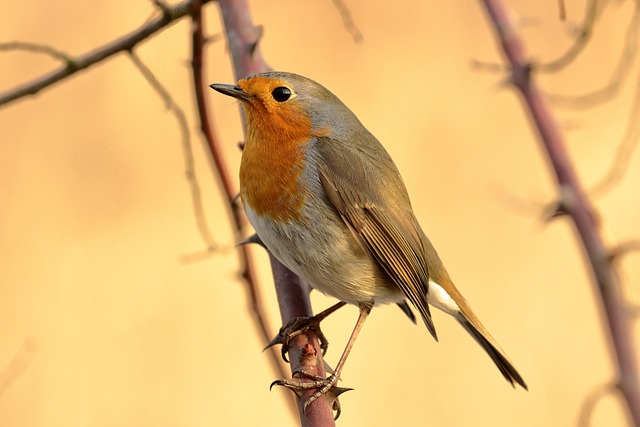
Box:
(609, 240, 640, 264)
(128, 51, 219, 254)
(479, 1, 640, 425)
(577, 382, 618, 427)
(0, 41, 73, 63)
(548, 4, 640, 108)
(216, 0, 336, 424)
(0, 0, 214, 107)
(538, 0, 600, 73)
(590, 57, 640, 196)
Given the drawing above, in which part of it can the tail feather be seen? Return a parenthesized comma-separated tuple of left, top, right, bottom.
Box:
(456, 314, 527, 390)
(397, 301, 417, 324)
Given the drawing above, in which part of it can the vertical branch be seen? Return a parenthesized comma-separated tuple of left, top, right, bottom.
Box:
(188, 0, 294, 416)
(214, 0, 336, 425)
(479, 1, 640, 425)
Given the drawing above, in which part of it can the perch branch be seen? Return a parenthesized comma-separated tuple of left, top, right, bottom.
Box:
(188, 0, 292, 402)
(215, 0, 336, 424)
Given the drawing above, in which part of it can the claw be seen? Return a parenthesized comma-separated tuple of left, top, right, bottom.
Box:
(263, 316, 330, 363)
(267, 302, 364, 420)
(270, 371, 352, 420)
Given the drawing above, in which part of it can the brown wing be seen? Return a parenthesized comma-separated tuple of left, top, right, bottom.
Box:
(317, 137, 438, 340)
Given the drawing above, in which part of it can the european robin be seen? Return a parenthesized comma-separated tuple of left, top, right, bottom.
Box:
(210, 71, 527, 409)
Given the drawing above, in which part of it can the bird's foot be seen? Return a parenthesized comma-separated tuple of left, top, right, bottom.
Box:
(264, 315, 329, 363)
(271, 370, 352, 419)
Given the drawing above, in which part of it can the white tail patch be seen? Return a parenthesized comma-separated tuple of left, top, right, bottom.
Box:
(427, 280, 460, 316)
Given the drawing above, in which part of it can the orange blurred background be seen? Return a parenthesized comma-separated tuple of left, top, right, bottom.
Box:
(1, 1, 639, 426)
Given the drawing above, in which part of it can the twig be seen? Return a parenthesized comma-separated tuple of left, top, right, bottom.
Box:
(0, 0, 214, 107)
(610, 240, 640, 263)
(548, 4, 640, 108)
(558, 0, 567, 22)
(216, 0, 336, 424)
(128, 50, 218, 252)
(590, 62, 640, 197)
(0, 41, 73, 63)
(331, 0, 363, 43)
(538, 0, 600, 73)
(577, 382, 617, 427)
(479, 1, 640, 425)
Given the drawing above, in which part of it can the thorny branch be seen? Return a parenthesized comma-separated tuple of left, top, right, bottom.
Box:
(215, 0, 338, 425)
(479, 1, 640, 426)
(187, 0, 295, 413)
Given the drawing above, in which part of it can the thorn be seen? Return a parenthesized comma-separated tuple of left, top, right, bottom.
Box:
(541, 200, 568, 223)
(152, 0, 172, 17)
(237, 233, 266, 249)
(542, 185, 577, 223)
(231, 192, 242, 209)
(608, 240, 640, 263)
(469, 58, 505, 74)
(248, 26, 264, 57)
(204, 33, 223, 45)
(263, 333, 289, 363)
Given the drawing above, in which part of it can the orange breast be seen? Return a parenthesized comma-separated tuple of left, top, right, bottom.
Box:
(239, 98, 312, 223)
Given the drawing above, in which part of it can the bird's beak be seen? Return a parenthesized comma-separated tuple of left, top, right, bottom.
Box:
(209, 83, 250, 101)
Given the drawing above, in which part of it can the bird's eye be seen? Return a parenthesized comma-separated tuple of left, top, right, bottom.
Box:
(271, 86, 292, 102)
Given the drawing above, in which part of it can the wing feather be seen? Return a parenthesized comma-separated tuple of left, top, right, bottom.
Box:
(316, 139, 438, 339)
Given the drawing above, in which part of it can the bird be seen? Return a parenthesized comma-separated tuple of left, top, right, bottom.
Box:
(210, 71, 527, 410)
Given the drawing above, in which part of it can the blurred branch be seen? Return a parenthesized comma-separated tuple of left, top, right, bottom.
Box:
(0, 0, 214, 107)
(215, 0, 336, 424)
(0, 337, 39, 398)
(558, 0, 567, 21)
(548, 3, 640, 108)
(472, 0, 601, 76)
(538, 0, 599, 73)
(479, 1, 640, 426)
(543, 2, 640, 201)
(610, 240, 640, 263)
(590, 63, 640, 197)
(128, 50, 218, 252)
(331, 0, 363, 43)
(577, 382, 617, 427)
(0, 41, 72, 62)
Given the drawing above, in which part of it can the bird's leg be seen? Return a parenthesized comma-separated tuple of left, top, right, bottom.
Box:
(272, 304, 371, 413)
(264, 301, 347, 362)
